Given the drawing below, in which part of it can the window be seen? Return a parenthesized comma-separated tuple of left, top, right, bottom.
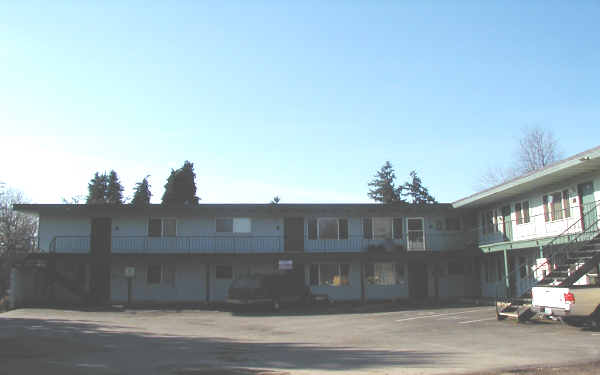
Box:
(363, 217, 402, 240)
(148, 218, 176, 237)
(309, 263, 350, 286)
(216, 218, 251, 233)
(318, 218, 338, 239)
(515, 201, 530, 225)
(435, 220, 443, 230)
(543, 191, 571, 222)
(365, 263, 404, 285)
(483, 210, 497, 233)
(216, 265, 233, 279)
(445, 217, 460, 231)
(147, 264, 175, 285)
(448, 261, 464, 275)
(308, 218, 349, 240)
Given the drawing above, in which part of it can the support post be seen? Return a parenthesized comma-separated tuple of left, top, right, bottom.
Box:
(539, 245, 544, 259)
(359, 260, 365, 304)
(503, 249, 510, 296)
(206, 264, 211, 304)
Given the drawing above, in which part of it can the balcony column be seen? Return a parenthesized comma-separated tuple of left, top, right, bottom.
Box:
(503, 249, 510, 296)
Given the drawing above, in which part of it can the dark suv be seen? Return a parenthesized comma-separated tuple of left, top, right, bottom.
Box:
(227, 272, 312, 311)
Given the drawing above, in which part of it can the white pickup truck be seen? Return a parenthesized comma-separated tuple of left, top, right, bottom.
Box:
(531, 286, 600, 327)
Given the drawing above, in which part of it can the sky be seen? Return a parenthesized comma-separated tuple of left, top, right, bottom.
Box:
(1, 1, 600, 204)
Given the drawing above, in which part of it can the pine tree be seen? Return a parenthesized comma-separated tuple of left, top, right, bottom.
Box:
(367, 161, 404, 203)
(400, 170, 437, 204)
(162, 161, 200, 205)
(87, 172, 108, 204)
(106, 170, 124, 204)
(131, 176, 152, 206)
(86, 170, 124, 204)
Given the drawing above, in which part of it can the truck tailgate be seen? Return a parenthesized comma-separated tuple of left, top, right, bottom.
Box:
(532, 287, 571, 310)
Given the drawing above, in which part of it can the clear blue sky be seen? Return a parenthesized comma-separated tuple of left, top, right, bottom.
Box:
(2, 1, 599, 204)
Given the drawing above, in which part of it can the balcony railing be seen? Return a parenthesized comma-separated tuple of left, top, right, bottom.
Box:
(476, 200, 600, 247)
(112, 236, 283, 254)
(49, 231, 471, 254)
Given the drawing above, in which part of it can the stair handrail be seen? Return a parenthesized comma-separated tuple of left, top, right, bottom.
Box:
(496, 200, 600, 302)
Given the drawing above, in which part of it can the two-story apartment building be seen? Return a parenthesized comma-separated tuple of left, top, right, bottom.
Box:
(11, 203, 479, 306)
(10, 145, 600, 308)
(453, 145, 600, 299)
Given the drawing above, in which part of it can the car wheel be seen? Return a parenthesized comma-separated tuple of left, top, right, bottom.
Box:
(272, 299, 281, 312)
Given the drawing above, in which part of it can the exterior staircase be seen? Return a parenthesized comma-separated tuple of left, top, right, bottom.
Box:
(496, 202, 600, 322)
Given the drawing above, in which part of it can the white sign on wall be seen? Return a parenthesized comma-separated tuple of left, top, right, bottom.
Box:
(125, 266, 136, 278)
(278, 260, 293, 270)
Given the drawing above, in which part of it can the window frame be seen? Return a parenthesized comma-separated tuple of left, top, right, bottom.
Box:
(215, 217, 252, 233)
(308, 218, 349, 240)
(309, 263, 351, 286)
(362, 217, 403, 240)
(148, 217, 177, 237)
(543, 190, 571, 222)
(365, 262, 404, 285)
(515, 200, 531, 225)
(146, 264, 176, 286)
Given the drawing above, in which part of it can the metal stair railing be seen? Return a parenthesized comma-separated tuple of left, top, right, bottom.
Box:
(495, 200, 600, 309)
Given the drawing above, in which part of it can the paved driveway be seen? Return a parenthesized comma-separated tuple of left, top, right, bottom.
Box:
(1, 305, 599, 374)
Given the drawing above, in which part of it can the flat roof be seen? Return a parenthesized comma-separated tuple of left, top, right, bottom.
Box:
(452, 144, 600, 209)
(13, 202, 455, 216)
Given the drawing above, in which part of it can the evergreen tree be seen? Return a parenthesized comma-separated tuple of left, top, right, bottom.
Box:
(87, 172, 108, 204)
(106, 170, 124, 204)
(400, 170, 437, 204)
(86, 170, 124, 204)
(270, 196, 281, 204)
(367, 161, 404, 203)
(131, 176, 152, 206)
(162, 161, 200, 205)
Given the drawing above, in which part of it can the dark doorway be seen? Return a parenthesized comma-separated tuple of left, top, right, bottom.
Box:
(508, 255, 517, 297)
(408, 262, 428, 299)
(90, 218, 112, 304)
(284, 217, 305, 252)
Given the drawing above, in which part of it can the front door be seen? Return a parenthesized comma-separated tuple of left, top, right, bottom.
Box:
(284, 217, 305, 252)
(578, 182, 597, 231)
(502, 206, 513, 241)
(408, 262, 428, 299)
(90, 218, 112, 304)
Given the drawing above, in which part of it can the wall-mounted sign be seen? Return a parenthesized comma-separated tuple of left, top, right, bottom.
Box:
(125, 266, 136, 278)
(278, 260, 293, 270)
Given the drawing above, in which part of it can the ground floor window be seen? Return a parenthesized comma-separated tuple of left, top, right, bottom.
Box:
(147, 264, 175, 286)
(310, 263, 350, 286)
(216, 265, 233, 279)
(365, 262, 404, 285)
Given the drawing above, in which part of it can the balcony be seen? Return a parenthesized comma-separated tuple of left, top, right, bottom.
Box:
(49, 231, 470, 254)
(50, 235, 283, 254)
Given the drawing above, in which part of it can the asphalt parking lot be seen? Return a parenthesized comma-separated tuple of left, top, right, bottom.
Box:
(1, 304, 599, 375)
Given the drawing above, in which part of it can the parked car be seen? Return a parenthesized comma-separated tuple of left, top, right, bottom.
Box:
(227, 272, 312, 311)
(531, 285, 600, 327)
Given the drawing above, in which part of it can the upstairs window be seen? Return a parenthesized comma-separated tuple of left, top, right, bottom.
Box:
(307, 218, 348, 240)
(515, 201, 530, 225)
(362, 217, 402, 240)
(543, 191, 570, 222)
(148, 218, 176, 237)
(216, 218, 251, 233)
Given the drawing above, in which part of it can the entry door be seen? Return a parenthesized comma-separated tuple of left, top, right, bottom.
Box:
(90, 218, 112, 304)
(578, 182, 598, 231)
(408, 262, 428, 298)
(502, 206, 513, 241)
(284, 217, 305, 252)
(407, 218, 425, 250)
